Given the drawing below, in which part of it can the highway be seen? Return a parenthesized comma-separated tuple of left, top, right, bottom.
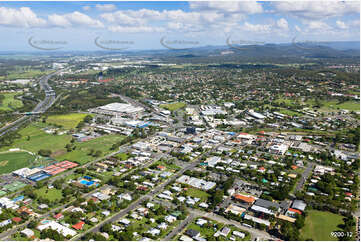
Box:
(0, 70, 60, 137)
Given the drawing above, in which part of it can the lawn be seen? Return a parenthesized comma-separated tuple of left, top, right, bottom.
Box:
(185, 188, 210, 201)
(0, 123, 126, 165)
(0, 151, 36, 174)
(34, 186, 63, 202)
(57, 134, 126, 164)
(306, 99, 360, 112)
(47, 113, 91, 129)
(300, 210, 345, 241)
(159, 102, 186, 111)
(0, 92, 23, 111)
(0, 123, 72, 154)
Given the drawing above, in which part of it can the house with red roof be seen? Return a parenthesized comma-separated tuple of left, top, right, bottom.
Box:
(72, 221, 85, 230)
(12, 217, 22, 223)
(53, 213, 64, 220)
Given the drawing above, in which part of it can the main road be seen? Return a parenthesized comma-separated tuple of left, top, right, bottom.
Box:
(0, 70, 61, 137)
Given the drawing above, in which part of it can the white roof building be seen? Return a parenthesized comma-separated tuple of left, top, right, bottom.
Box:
(37, 220, 76, 237)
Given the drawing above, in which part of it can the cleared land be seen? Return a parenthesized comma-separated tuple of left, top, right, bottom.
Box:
(56, 134, 126, 164)
(0, 123, 125, 165)
(0, 123, 72, 154)
(0, 92, 23, 111)
(34, 187, 63, 202)
(300, 210, 345, 241)
(159, 102, 186, 111)
(0, 151, 36, 174)
(47, 113, 91, 129)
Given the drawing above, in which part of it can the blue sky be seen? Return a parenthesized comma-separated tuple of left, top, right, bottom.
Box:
(0, 1, 359, 51)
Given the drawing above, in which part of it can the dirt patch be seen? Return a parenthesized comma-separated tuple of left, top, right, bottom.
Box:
(51, 149, 66, 158)
(0, 160, 8, 167)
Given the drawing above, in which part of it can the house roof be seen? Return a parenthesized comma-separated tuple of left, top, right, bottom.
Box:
(234, 194, 255, 204)
(72, 221, 85, 230)
(12, 217, 22, 223)
(291, 200, 306, 211)
(288, 208, 302, 215)
(254, 198, 280, 209)
(186, 229, 200, 237)
(53, 213, 63, 219)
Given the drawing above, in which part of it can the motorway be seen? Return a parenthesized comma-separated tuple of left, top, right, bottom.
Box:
(0, 70, 60, 137)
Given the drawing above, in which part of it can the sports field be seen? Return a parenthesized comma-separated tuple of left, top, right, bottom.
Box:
(0, 92, 23, 111)
(300, 210, 345, 241)
(47, 113, 91, 129)
(0, 151, 36, 174)
(159, 102, 186, 111)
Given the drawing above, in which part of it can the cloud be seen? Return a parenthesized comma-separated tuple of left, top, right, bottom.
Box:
(336, 20, 347, 30)
(189, 1, 263, 14)
(82, 6, 91, 11)
(276, 18, 289, 30)
(273, 1, 360, 20)
(0, 7, 46, 27)
(95, 4, 117, 12)
(48, 11, 104, 28)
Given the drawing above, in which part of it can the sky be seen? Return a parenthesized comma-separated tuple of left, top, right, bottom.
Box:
(0, 1, 359, 51)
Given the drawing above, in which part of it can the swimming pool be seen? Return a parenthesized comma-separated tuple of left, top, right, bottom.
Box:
(79, 179, 95, 186)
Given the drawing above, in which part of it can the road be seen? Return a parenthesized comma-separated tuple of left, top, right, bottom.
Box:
(293, 161, 315, 194)
(163, 214, 196, 241)
(0, 70, 61, 137)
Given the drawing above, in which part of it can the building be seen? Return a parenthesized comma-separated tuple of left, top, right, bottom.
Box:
(90, 102, 144, 118)
(251, 198, 281, 216)
(176, 175, 216, 191)
(37, 220, 77, 237)
(291, 200, 307, 212)
(21, 228, 34, 238)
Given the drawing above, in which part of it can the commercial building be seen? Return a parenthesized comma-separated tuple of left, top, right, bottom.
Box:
(89, 102, 144, 118)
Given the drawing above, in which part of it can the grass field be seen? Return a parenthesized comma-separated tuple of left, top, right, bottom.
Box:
(300, 210, 345, 241)
(0, 122, 125, 165)
(34, 187, 63, 202)
(0, 152, 36, 174)
(57, 134, 126, 164)
(306, 99, 360, 112)
(0, 92, 23, 111)
(47, 113, 91, 129)
(159, 102, 186, 111)
(0, 123, 72, 154)
(185, 187, 210, 201)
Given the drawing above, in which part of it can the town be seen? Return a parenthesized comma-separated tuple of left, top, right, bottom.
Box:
(0, 1, 360, 242)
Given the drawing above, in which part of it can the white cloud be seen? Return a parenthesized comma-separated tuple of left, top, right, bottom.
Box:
(49, 11, 103, 28)
(273, 1, 360, 20)
(82, 6, 91, 11)
(95, 4, 117, 12)
(336, 20, 348, 30)
(189, 1, 263, 14)
(0, 7, 46, 27)
(276, 18, 289, 30)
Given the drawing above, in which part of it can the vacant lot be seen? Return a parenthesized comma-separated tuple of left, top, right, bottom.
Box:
(47, 113, 91, 129)
(34, 186, 63, 202)
(57, 134, 126, 164)
(159, 102, 186, 111)
(0, 151, 36, 174)
(0, 123, 72, 155)
(0, 92, 23, 111)
(185, 187, 210, 201)
(300, 210, 345, 241)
